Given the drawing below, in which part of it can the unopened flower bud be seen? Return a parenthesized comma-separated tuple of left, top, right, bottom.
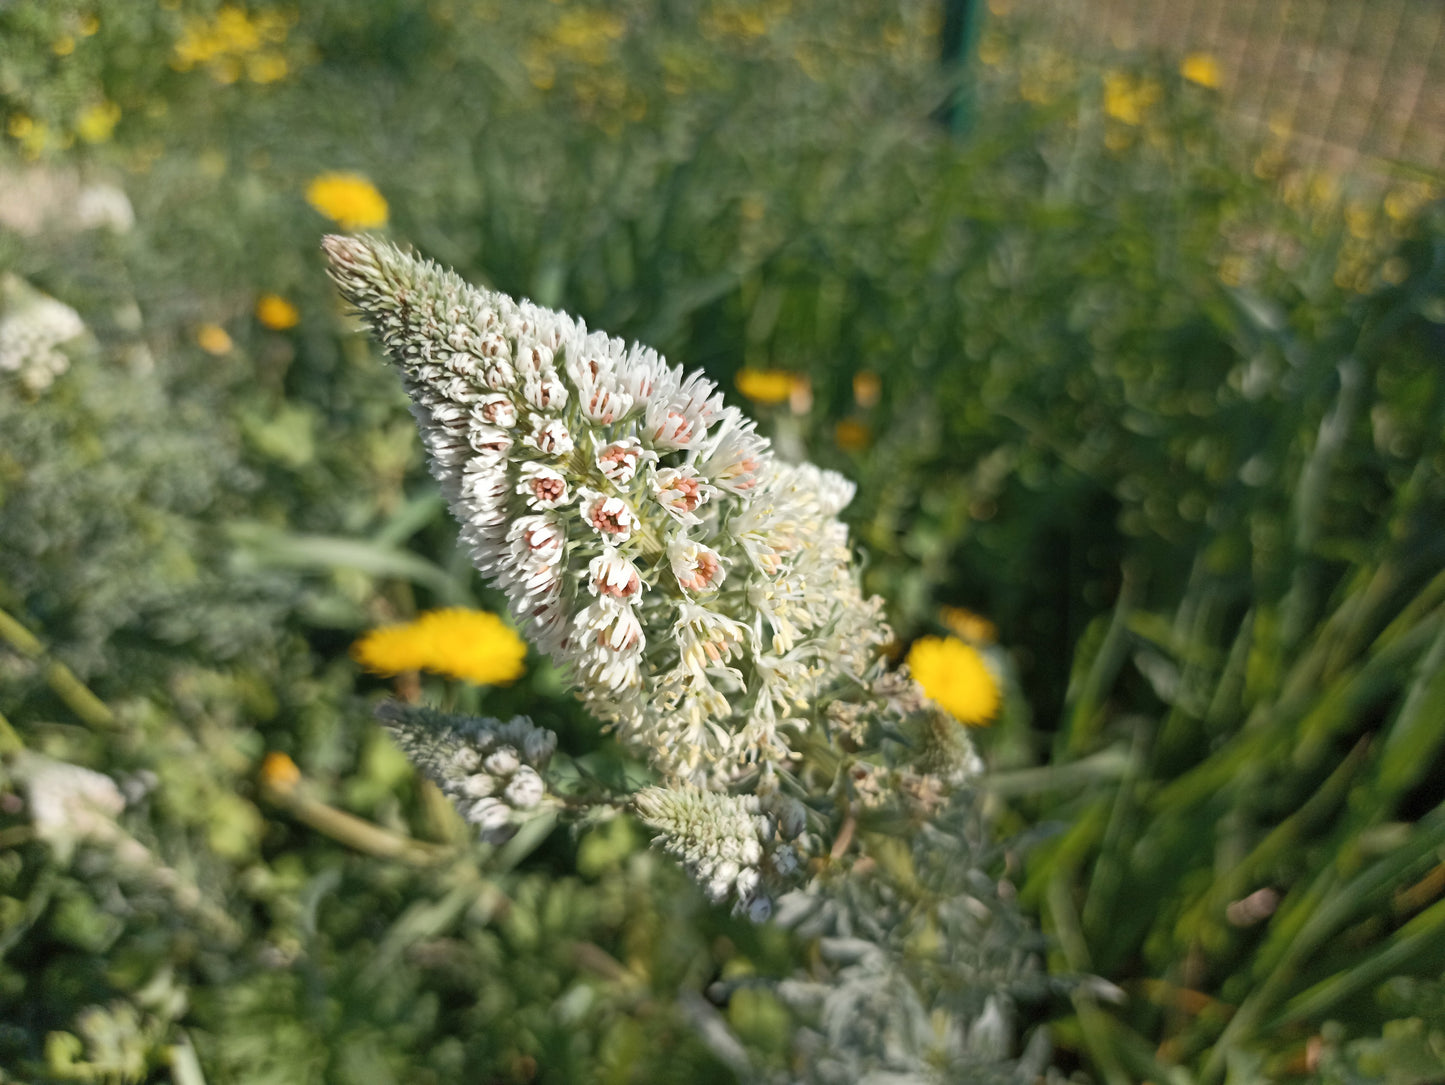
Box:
(504, 765, 544, 809)
(483, 746, 520, 777)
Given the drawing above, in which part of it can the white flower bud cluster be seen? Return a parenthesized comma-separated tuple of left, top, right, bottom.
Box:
(326, 236, 892, 784)
(635, 784, 806, 920)
(376, 704, 557, 843)
(0, 276, 85, 394)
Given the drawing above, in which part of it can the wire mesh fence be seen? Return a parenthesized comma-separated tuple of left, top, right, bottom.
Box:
(992, 0, 1445, 178)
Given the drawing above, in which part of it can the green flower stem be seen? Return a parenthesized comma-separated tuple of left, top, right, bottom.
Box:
(0, 605, 116, 730)
(259, 772, 452, 867)
(0, 708, 23, 754)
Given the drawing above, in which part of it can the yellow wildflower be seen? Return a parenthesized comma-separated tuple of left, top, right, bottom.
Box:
(735, 367, 796, 406)
(1345, 201, 1375, 241)
(306, 172, 389, 231)
(352, 608, 527, 686)
(75, 101, 121, 144)
(255, 293, 300, 330)
(53, 35, 76, 57)
(1103, 71, 1160, 125)
(939, 606, 997, 645)
(906, 635, 1000, 727)
(259, 751, 301, 793)
(834, 418, 871, 451)
(8, 114, 49, 159)
(550, 10, 625, 65)
(196, 323, 234, 354)
(1180, 52, 1221, 89)
(247, 52, 289, 83)
(852, 371, 881, 409)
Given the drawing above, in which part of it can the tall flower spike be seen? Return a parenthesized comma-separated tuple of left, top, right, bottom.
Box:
(324, 235, 893, 784)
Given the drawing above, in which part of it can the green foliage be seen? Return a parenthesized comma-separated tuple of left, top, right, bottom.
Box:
(1, 0, 1442, 1081)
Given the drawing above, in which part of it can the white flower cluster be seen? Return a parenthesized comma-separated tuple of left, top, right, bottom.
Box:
(377, 704, 557, 843)
(15, 753, 126, 860)
(634, 784, 809, 920)
(0, 276, 85, 394)
(325, 236, 891, 784)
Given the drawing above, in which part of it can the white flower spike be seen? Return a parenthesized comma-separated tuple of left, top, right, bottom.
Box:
(325, 235, 893, 784)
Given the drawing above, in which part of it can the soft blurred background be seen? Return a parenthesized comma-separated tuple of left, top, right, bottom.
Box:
(1, 0, 1443, 1081)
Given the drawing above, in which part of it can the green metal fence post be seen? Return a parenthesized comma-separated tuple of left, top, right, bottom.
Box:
(938, 0, 985, 135)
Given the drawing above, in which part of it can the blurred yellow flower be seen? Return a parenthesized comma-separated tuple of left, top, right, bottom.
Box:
(906, 635, 999, 727)
(255, 293, 300, 330)
(939, 605, 997, 645)
(259, 751, 301, 792)
(196, 323, 234, 354)
(550, 9, 625, 65)
(247, 53, 289, 83)
(1103, 71, 1160, 125)
(75, 101, 121, 144)
(306, 172, 389, 230)
(852, 371, 881, 409)
(53, 35, 76, 57)
(1345, 201, 1375, 240)
(352, 608, 527, 686)
(173, 6, 295, 83)
(736, 367, 796, 405)
(7, 114, 50, 159)
(1180, 52, 1221, 89)
(834, 418, 871, 451)
(1384, 185, 1435, 222)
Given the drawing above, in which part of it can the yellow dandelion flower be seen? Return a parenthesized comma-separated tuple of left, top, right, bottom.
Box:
(305, 172, 389, 231)
(351, 608, 527, 686)
(259, 751, 301, 793)
(906, 635, 1000, 727)
(8, 114, 49, 159)
(196, 323, 234, 354)
(75, 100, 121, 144)
(1180, 52, 1221, 89)
(53, 35, 76, 57)
(1103, 71, 1160, 125)
(939, 605, 997, 646)
(735, 368, 797, 406)
(255, 293, 300, 329)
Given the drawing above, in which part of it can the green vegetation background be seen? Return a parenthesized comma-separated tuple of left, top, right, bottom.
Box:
(1, 1, 1442, 1082)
